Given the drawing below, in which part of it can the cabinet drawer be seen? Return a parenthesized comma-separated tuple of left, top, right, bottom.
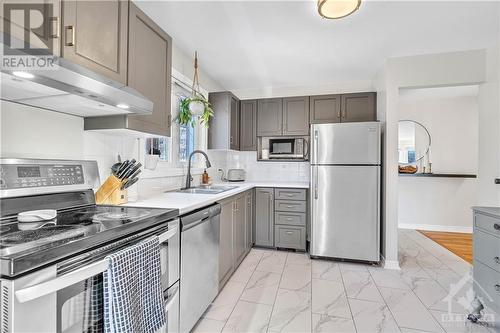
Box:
(473, 261, 500, 314)
(474, 230, 500, 273)
(275, 226, 306, 250)
(275, 200, 306, 213)
(275, 212, 306, 226)
(275, 188, 307, 201)
(475, 213, 500, 236)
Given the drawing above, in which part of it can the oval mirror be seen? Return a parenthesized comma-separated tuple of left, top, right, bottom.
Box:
(398, 120, 431, 165)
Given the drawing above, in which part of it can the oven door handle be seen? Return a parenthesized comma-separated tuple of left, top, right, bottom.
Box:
(15, 225, 179, 303)
(165, 284, 179, 313)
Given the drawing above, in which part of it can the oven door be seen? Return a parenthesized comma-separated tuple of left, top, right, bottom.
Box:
(7, 220, 180, 333)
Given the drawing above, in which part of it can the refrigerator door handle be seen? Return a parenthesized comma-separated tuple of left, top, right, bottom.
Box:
(314, 166, 318, 200)
(314, 129, 319, 164)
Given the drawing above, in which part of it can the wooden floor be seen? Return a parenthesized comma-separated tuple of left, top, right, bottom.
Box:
(417, 230, 473, 264)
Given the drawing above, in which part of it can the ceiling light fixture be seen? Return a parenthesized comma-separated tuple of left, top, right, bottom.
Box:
(317, 0, 361, 19)
(12, 71, 35, 79)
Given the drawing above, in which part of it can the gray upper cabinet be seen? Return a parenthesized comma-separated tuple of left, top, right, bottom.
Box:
(257, 98, 283, 136)
(341, 92, 376, 123)
(126, 3, 172, 137)
(62, 0, 128, 84)
(83, 2, 173, 137)
(310, 94, 341, 124)
(208, 92, 240, 150)
(254, 188, 274, 247)
(240, 100, 257, 151)
(283, 96, 310, 136)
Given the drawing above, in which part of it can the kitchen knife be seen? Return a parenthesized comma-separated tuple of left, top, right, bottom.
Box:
(116, 160, 129, 177)
(126, 168, 141, 182)
(118, 159, 135, 179)
(122, 162, 142, 180)
(122, 177, 139, 190)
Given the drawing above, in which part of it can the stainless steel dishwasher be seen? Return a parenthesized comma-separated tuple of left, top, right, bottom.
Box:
(179, 204, 221, 333)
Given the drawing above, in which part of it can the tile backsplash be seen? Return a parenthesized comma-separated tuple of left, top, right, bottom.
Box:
(207, 150, 310, 183)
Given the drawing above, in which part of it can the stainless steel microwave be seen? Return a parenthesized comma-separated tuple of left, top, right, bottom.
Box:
(267, 137, 308, 159)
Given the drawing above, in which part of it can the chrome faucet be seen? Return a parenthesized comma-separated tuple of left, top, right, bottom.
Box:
(184, 150, 211, 189)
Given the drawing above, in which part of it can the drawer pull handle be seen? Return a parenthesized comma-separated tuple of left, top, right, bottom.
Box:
(285, 218, 293, 221)
(285, 231, 294, 235)
(494, 223, 500, 231)
(65, 25, 75, 46)
(495, 256, 500, 264)
(286, 205, 294, 208)
(495, 284, 500, 292)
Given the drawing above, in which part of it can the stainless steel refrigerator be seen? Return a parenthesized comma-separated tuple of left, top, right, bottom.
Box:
(310, 122, 381, 262)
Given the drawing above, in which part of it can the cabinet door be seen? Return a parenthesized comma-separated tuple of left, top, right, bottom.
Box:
(0, 0, 61, 56)
(233, 195, 246, 266)
(283, 96, 309, 136)
(240, 100, 257, 151)
(341, 92, 376, 123)
(126, 3, 172, 136)
(219, 199, 233, 284)
(230, 96, 240, 150)
(310, 94, 341, 124)
(245, 190, 254, 251)
(257, 98, 283, 136)
(62, 0, 128, 84)
(254, 188, 274, 247)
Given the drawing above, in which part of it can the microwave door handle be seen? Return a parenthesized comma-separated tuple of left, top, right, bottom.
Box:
(15, 259, 109, 303)
(304, 138, 310, 160)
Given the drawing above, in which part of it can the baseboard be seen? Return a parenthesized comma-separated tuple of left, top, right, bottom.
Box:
(399, 223, 472, 234)
(383, 259, 401, 270)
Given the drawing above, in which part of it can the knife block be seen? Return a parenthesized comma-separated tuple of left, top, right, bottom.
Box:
(95, 175, 128, 205)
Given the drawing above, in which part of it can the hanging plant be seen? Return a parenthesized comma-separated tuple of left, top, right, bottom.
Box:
(176, 51, 214, 128)
(178, 95, 214, 127)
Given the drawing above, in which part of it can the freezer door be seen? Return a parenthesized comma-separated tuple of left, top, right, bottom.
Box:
(310, 165, 380, 261)
(311, 122, 380, 165)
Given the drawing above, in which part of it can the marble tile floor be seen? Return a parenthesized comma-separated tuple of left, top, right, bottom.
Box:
(193, 229, 498, 333)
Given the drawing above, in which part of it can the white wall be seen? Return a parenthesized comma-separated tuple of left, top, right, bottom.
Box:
(397, 87, 479, 232)
(375, 49, 491, 269)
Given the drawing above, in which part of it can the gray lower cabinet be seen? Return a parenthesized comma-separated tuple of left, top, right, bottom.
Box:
(341, 93, 376, 123)
(310, 94, 341, 124)
(209, 92, 240, 150)
(283, 96, 310, 136)
(62, 0, 128, 84)
(233, 194, 247, 267)
(472, 208, 500, 315)
(218, 198, 234, 286)
(218, 190, 253, 287)
(274, 188, 307, 250)
(245, 190, 254, 251)
(240, 100, 257, 151)
(254, 188, 275, 247)
(257, 99, 283, 136)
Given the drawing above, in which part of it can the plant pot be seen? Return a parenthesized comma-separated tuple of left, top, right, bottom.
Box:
(144, 154, 160, 170)
(189, 100, 205, 116)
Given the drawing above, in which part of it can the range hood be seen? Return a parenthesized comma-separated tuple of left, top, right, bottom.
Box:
(1, 57, 153, 117)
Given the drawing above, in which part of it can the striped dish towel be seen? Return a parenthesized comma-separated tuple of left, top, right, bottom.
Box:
(104, 236, 166, 333)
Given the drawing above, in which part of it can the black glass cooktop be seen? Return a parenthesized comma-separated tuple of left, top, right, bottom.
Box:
(0, 205, 175, 257)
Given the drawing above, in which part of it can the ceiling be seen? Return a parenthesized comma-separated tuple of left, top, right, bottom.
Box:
(136, 1, 499, 92)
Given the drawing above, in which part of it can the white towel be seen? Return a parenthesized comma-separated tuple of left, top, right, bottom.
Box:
(104, 236, 166, 333)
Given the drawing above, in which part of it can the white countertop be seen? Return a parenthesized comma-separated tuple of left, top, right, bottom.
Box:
(125, 181, 310, 215)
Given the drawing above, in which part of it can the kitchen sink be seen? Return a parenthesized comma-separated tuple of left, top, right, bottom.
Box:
(174, 185, 238, 194)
